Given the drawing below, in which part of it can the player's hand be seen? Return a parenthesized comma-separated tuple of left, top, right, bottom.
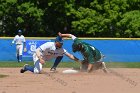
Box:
(58, 32, 62, 37)
(39, 58, 45, 64)
(24, 48, 27, 52)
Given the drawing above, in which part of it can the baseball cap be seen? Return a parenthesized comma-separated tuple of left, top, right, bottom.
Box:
(18, 30, 22, 33)
(55, 36, 63, 44)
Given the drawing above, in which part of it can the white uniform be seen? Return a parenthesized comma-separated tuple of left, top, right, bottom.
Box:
(12, 35, 26, 55)
(33, 42, 67, 73)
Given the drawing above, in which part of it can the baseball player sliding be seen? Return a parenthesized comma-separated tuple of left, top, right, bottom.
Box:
(20, 36, 80, 74)
(11, 30, 26, 62)
(58, 32, 108, 73)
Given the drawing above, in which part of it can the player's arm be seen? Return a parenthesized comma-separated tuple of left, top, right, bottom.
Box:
(86, 53, 95, 73)
(11, 36, 16, 45)
(36, 42, 53, 64)
(65, 52, 81, 62)
(82, 46, 94, 73)
(35, 48, 45, 64)
(58, 32, 77, 40)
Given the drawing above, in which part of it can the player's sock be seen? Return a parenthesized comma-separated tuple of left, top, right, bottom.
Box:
(19, 55, 22, 62)
(24, 65, 34, 72)
(51, 56, 63, 69)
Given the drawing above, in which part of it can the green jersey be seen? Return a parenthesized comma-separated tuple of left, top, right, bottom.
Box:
(73, 38, 101, 64)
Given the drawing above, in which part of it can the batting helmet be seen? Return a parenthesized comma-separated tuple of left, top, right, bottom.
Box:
(72, 41, 82, 52)
(55, 36, 63, 44)
(18, 30, 22, 33)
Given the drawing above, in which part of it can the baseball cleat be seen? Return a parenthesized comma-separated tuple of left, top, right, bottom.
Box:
(101, 62, 108, 73)
(50, 67, 56, 71)
(20, 64, 28, 73)
(20, 69, 26, 73)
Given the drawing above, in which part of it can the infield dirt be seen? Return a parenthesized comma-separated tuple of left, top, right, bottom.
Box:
(0, 68, 139, 93)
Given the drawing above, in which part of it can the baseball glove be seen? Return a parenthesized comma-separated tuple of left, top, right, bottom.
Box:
(24, 48, 27, 52)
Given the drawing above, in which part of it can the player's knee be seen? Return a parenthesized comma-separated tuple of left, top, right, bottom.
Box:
(34, 63, 42, 74)
(34, 68, 41, 74)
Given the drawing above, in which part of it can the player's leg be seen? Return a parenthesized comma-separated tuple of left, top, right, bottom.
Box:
(20, 60, 43, 74)
(93, 61, 108, 73)
(32, 53, 43, 74)
(20, 64, 34, 73)
(81, 61, 106, 73)
(33, 61, 42, 74)
(50, 56, 63, 71)
(19, 45, 23, 62)
(20, 53, 43, 74)
(16, 53, 19, 62)
(16, 45, 20, 62)
(87, 63, 93, 73)
(101, 62, 108, 73)
(93, 51, 108, 73)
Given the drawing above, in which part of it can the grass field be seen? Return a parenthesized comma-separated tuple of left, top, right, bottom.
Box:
(0, 62, 80, 68)
(0, 62, 140, 68)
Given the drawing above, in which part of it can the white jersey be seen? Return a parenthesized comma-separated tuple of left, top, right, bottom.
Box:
(37, 42, 67, 61)
(12, 35, 26, 45)
(33, 42, 67, 73)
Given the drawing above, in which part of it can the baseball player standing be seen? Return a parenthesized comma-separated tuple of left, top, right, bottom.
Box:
(11, 30, 26, 62)
(20, 36, 80, 74)
(58, 32, 107, 73)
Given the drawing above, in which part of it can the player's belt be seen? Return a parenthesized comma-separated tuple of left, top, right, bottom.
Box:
(16, 44, 22, 45)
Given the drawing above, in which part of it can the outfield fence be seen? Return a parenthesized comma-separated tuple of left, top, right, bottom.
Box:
(0, 37, 140, 62)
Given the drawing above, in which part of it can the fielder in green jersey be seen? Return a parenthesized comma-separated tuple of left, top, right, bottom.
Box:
(58, 32, 107, 73)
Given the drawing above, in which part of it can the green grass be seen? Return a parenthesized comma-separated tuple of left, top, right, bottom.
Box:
(106, 62, 140, 68)
(0, 74, 8, 78)
(0, 62, 34, 68)
(0, 61, 80, 68)
(0, 62, 140, 68)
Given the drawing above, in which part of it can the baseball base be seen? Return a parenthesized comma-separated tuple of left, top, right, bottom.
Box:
(62, 69, 79, 74)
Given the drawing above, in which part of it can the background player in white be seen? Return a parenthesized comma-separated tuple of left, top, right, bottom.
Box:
(11, 30, 26, 62)
(20, 36, 80, 74)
